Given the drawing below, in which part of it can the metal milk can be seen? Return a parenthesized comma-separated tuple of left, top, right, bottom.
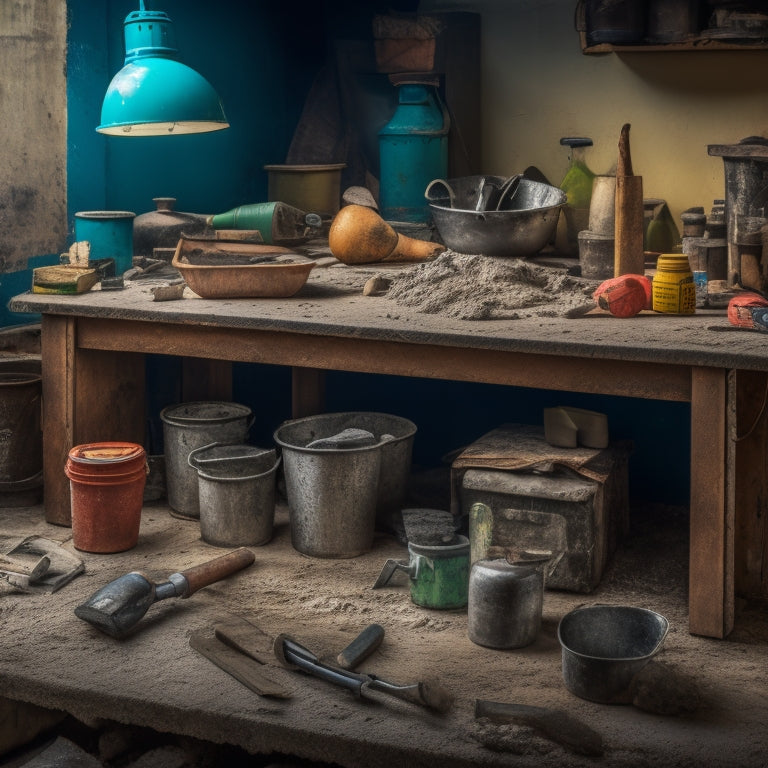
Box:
(468, 554, 550, 649)
(378, 81, 449, 224)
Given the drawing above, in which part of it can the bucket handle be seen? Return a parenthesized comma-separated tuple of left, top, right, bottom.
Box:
(187, 441, 246, 469)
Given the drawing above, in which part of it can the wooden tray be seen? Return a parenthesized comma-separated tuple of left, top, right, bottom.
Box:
(172, 237, 315, 299)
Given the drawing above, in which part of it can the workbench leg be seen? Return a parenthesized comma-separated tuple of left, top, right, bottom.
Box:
(732, 370, 768, 602)
(41, 316, 75, 526)
(292, 367, 326, 418)
(689, 367, 733, 638)
(40, 315, 145, 527)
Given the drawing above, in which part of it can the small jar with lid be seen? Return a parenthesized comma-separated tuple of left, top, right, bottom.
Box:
(652, 253, 696, 314)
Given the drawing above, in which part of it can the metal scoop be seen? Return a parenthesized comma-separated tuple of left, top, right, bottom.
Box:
(75, 548, 255, 639)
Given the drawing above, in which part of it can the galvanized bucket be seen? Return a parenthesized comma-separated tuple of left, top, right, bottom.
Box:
(189, 443, 280, 548)
(274, 412, 414, 558)
(160, 402, 254, 519)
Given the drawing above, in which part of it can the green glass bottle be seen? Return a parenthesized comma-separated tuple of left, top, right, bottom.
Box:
(557, 137, 596, 256)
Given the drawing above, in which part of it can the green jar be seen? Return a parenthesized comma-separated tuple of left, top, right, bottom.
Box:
(652, 254, 696, 314)
(558, 137, 596, 256)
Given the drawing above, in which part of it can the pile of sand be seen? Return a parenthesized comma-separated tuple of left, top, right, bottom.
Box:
(384, 252, 599, 320)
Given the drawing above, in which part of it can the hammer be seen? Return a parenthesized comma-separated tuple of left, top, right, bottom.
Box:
(75, 548, 255, 638)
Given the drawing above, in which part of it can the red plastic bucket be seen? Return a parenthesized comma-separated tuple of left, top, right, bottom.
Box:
(65, 442, 147, 553)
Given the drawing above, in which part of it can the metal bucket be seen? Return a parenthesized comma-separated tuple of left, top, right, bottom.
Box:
(274, 412, 413, 558)
(189, 443, 280, 548)
(0, 365, 43, 507)
(557, 604, 669, 704)
(160, 402, 254, 519)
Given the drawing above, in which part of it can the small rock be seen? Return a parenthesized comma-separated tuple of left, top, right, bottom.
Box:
(342, 186, 378, 210)
(151, 283, 186, 301)
(363, 276, 392, 296)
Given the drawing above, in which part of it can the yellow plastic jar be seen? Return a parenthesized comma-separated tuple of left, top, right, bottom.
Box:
(652, 254, 696, 314)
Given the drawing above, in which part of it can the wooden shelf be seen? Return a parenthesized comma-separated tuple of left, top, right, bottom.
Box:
(579, 30, 768, 54)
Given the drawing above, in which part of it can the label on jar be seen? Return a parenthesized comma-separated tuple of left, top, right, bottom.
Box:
(653, 272, 696, 314)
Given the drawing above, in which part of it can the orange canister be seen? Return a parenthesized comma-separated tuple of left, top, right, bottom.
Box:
(65, 442, 147, 553)
(652, 254, 696, 314)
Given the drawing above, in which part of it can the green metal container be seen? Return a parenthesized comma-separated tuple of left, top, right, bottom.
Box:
(379, 83, 449, 224)
(374, 535, 470, 609)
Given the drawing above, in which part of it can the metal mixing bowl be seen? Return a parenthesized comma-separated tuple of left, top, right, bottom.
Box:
(557, 604, 670, 704)
(427, 175, 566, 258)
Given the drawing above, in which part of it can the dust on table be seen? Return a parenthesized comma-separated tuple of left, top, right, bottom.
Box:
(381, 252, 600, 320)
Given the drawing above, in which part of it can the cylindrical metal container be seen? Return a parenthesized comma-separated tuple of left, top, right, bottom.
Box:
(0, 358, 43, 508)
(274, 411, 415, 556)
(188, 443, 280, 547)
(274, 413, 386, 558)
(160, 402, 254, 519)
(74, 211, 136, 275)
(408, 536, 470, 609)
(468, 558, 544, 649)
(379, 83, 449, 223)
(264, 164, 346, 217)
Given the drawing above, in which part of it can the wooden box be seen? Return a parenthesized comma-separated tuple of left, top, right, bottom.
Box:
(451, 424, 631, 593)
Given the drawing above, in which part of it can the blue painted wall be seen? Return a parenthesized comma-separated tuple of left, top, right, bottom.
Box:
(66, 0, 322, 231)
(61, 0, 690, 505)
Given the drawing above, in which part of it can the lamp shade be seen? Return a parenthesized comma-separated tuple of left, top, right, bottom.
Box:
(97, 3, 229, 136)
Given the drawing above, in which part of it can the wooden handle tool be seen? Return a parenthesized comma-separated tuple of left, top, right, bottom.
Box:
(614, 124, 645, 277)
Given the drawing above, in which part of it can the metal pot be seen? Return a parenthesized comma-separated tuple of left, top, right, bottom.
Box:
(557, 604, 669, 704)
(133, 197, 209, 258)
(427, 176, 566, 258)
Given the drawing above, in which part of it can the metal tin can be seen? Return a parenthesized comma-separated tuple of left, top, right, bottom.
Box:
(652, 253, 696, 314)
(468, 558, 544, 649)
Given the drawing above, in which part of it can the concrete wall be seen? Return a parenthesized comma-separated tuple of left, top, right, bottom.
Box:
(422, 0, 768, 223)
(0, 0, 67, 271)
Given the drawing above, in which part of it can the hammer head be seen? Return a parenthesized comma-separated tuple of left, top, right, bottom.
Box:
(75, 571, 157, 638)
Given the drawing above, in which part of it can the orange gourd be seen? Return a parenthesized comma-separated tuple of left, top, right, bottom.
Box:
(329, 205, 444, 264)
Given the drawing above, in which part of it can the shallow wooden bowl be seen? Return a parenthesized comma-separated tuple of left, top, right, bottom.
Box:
(172, 237, 315, 299)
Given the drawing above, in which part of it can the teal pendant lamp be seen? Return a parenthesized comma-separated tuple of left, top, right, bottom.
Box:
(97, 1, 229, 136)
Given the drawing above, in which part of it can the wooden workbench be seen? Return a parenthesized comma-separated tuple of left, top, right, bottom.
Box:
(10, 264, 768, 639)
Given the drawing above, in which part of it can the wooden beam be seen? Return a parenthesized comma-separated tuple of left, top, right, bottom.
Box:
(689, 367, 732, 637)
(76, 318, 692, 403)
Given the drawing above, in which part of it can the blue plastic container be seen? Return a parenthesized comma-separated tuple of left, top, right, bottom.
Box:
(74, 211, 136, 275)
(379, 83, 449, 223)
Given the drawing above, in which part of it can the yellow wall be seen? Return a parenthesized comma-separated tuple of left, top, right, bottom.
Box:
(422, 0, 768, 224)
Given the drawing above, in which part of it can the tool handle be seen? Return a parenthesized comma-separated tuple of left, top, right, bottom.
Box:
(178, 548, 255, 597)
(336, 623, 385, 670)
(617, 123, 633, 177)
(275, 634, 367, 696)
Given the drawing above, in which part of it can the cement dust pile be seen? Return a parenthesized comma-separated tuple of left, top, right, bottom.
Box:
(384, 252, 598, 320)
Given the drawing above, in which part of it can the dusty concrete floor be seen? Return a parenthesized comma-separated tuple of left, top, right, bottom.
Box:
(1, 491, 767, 768)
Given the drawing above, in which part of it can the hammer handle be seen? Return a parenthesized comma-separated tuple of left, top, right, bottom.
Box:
(179, 548, 255, 597)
